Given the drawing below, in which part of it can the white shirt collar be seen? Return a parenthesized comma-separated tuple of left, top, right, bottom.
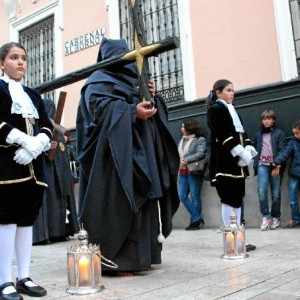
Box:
(0, 73, 39, 119)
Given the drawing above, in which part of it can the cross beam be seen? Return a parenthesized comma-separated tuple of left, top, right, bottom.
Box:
(33, 37, 179, 94)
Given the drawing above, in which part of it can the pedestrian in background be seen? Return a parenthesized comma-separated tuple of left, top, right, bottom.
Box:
(253, 110, 286, 231)
(178, 118, 206, 230)
(273, 120, 300, 228)
(0, 42, 51, 300)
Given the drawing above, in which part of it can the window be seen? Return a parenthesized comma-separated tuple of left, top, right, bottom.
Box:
(119, 0, 184, 103)
(289, 0, 300, 75)
(19, 15, 55, 100)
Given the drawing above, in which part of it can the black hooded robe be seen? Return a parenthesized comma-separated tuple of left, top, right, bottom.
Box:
(33, 99, 79, 243)
(76, 38, 180, 271)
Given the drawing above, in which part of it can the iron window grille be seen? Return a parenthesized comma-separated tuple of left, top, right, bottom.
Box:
(119, 0, 184, 104)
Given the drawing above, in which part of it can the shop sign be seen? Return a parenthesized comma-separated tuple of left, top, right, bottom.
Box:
(65, 28, 105, 56)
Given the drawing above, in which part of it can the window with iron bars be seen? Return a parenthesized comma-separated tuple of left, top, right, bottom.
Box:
(119, 0, 184, 104)
(19, 15, 56, 101)
(289, 0, 300, 75)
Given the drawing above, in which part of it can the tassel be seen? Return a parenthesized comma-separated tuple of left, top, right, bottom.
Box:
(157, 200, 165, 243)
(65, 209, 70, 224)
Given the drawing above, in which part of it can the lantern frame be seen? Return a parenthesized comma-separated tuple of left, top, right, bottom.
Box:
(66, 229, 104, 295)
(221, 212, 249, 260)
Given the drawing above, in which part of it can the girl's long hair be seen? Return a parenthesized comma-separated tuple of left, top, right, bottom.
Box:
(206, 79, 232, 109)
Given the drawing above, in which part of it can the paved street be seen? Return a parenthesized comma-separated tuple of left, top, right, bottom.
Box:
(13, 227, 300, 300)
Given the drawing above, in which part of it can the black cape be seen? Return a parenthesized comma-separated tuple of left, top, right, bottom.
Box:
(76, 38, 180, 271)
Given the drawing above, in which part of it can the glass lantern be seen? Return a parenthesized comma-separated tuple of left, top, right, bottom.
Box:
(221, 211, 248, 260)
(66, 229, 104, 294)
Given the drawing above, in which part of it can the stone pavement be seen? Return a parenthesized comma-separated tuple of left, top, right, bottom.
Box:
(15, 227, 300, 300)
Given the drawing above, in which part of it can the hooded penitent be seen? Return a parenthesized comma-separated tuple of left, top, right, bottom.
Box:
(76, 38, 180, 271)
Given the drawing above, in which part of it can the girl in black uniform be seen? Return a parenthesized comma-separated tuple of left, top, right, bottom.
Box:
(0, 42, 53, 300)
(206, 79, 257, 226)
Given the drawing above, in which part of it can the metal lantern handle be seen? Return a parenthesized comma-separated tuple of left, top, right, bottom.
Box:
(100, 254, 118, 269)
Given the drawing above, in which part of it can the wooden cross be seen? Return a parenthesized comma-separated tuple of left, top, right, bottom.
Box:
(47, 91, 69, 160)
(33, 1, 180, 98)
(125, 0, 157, 105)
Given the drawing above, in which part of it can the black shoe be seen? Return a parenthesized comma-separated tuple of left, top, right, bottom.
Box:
(0, 282, 23, 300)
(199, 218, 205, 225)
(185, 220, 200, 230)
(50, 236, 70, 243)
(246, 243, 256, 252)
(16, 278, 47, 297)
(32, 239, 51, 246)
(241, 219, 246, 226)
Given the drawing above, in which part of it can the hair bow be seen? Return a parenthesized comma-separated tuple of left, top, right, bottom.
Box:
(209, 89, 215, 98)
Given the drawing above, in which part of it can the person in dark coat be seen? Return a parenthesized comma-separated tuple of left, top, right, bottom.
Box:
(76, 38, 180, 275)
(206, 79, 257, 226)
(0, 42, 51, 299)
(272, 120, 300, 228)
(33, 99, 79, 244)
(253, 110, 286, 231)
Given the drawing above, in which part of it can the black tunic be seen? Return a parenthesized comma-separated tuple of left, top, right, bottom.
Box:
(76, 38, 180, 271)
(0, 80, 53, 226)
(207, 100, 251, 208)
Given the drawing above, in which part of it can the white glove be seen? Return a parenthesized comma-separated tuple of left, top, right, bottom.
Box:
(230, 144, 244, 157)
(238, 149, 252, 167)
(245, 145, 258, 158)
(13, 147, 34, 165)
(36, 133, 51, 151)
(6, 129, 44, 159)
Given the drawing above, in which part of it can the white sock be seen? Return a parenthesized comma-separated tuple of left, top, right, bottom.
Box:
(233, 207, 241, 225)
(15, 226, 32, 281)
(221, 204, 241, 225)
(0, 224, 17, 285)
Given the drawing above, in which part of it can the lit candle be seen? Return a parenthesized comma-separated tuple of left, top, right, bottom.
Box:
(78, 256, 90, 285)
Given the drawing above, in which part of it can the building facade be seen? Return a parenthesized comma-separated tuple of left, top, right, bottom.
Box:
(1, 0, 300, 227)
(1, 0, 299, 128)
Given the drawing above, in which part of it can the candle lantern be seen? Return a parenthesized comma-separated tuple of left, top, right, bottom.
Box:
(221, 211, 248, 260)
(66, 228, 104, 295)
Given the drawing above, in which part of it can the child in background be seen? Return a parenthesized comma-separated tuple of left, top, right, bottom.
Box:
(273, 120, 300, 228)
(253, 110, 286, 231)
